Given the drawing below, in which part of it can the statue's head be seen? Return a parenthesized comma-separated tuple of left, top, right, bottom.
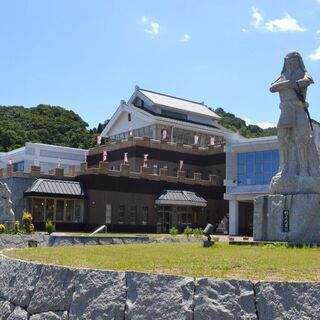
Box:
(281, 51, 307, 80)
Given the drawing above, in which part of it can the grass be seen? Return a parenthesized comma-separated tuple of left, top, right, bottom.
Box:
(5, 242, 320, 281)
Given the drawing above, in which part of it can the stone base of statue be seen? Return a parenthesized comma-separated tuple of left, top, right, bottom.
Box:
(254, 194, 320, 244)
(0, 220, 15, 232)
(270, 173, 320, 195)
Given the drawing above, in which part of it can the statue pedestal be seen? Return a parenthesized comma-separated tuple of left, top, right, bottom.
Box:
(0, 220, 15, 232)
(254, 194, 320, 244)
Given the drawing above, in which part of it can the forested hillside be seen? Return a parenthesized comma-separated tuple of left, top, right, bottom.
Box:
(214, 108, 277, 138)
(0, 104, 276, 152)
(0, 105, 105, 152)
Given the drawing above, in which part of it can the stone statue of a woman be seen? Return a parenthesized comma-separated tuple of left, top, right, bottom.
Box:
(270, 51, 320, 194)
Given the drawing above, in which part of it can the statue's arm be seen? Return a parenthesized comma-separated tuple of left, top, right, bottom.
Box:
(296, 73, 314, 88)
(270, 79, 291, 93)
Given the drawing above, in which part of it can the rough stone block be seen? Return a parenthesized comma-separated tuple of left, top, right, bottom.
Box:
(98, 237, 114, 245)
(7, 307, 28, 320)
(254, 194, 320, 243)
(69, 269, 126, 320)
(194, 278, 257, 320)
(0, 297, 14, 319)
(255, 281, 320, 319)
(125, 272, 194, 320)
(29, 311, 69, 320)
(27, 265, 77, 314)
(0, 256, 42, 308)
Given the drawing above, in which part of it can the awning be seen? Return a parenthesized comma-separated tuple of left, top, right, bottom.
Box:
(24, 178, 86, 199)
(155, 190, 207, 207)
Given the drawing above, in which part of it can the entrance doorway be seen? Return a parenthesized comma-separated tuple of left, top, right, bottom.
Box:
(157, 206, 171, 233)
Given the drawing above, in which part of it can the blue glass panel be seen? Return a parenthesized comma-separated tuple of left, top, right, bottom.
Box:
(246, 152, 254, 163)
(246, 163, 254, 174)
(263, 173, 272, 184)
(246, 176, 254, 185)
(255, 151, 263, 162)
(263, 162, 272, 173)
(255, 162, 263, 173)
(238, 153, 246, 164)
(272, 150, 279, 161)
(264, 151, 272, 161)
(238, 164, 245, 174)
(255, 174, 263, 185)
(238, 175, 246, 185)
(272, 163, 279, 174)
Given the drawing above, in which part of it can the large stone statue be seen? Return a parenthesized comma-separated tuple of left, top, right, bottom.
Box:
(0, 182, 15, 223)
(254, 52, 320, 244)
(269, 51, 320, 194)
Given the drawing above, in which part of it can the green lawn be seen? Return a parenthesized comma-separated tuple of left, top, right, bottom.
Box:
(5, 242, 320, 281)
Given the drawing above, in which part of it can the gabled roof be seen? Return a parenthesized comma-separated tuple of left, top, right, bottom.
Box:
(24, 179, 86, 198)
(155, 190, 207, 207)
(137, 88, 221, 119)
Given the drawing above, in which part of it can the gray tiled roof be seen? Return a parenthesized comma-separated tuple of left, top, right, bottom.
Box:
(25, 179, 86, 198)
(155, 190, 207, 207)
(139, 88, 221, 119)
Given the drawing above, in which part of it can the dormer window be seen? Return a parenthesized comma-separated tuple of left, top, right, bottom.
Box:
(128, 113, 131, 122)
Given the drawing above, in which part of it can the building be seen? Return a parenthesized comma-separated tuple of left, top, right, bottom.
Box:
(0, 87, 231, 233)
(224, 120, 320, 236)
(0, 142, 87, 174)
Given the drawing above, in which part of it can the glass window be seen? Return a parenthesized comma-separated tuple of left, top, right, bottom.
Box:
(74, 200, 83, 223)
(56, 200, 65, 221)
(32, 198, 45, 221)
(142, 206, 148, 225)
(65, 200, 74, 222)
(130, 206, 137, 224)
(118, 205, 125, 224)
(105, 204, 112, 224)
(45, 199, 54, 221)
(238, 150, 279, 186)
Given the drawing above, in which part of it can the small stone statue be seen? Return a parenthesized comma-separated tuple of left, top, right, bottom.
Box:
(0, 182, 15, 223)
(270, 52, 320, 194)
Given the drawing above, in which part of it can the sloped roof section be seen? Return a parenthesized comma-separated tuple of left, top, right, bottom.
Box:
(24, 179, 86, 198)
(138, 88, 221, 119)
(155, 190, 207, 207)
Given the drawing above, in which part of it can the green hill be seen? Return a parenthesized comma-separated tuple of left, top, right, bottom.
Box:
(0, 105, 105, 152)
(214, 107, 277, 138)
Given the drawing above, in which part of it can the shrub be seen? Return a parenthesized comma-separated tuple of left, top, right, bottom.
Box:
(183, 226, 193, 238)
(14, 221, 20, 234)
(45, 220, 56, 235)
(169, 227, 178, 237)
(22, 211, 34, 234)
(193, 227, 203, 238)
(0, 224, 5, 234)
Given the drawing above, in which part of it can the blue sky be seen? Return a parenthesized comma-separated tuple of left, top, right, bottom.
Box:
(1, 0, 320, 129)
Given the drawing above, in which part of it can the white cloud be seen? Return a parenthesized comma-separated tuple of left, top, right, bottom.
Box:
(308, 46, 320, 61)
(251, 7, 263, 28)
(316, 30, 320, 34)
(264, 14, 306, 32)
(250, 7, 306, 32)
(256, 122, 276, 129)
(241, 28, 250, 33)
(244, 118, 275, 129)
(181, 34, 191, 42)
(141, 16, 148, 24)
(140, 16, 160, 39)
(144, 22, 160, 38)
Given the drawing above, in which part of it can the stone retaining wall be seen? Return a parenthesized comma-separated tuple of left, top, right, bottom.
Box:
(0, 235, 151, 249)
(0, 254, 319, 319)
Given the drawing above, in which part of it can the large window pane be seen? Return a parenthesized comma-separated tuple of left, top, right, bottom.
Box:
(56, 200, 64, 221)
(237, 150, 279, 186)
(74, 200, 83, 223)
(65, 200, 74, 222)
(32, 198, 45, 221)
(142, 206, 148, 225)
(45, 199, 54, 221)
(118, 205, 125, 224)
(130, 206, 137, 224)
